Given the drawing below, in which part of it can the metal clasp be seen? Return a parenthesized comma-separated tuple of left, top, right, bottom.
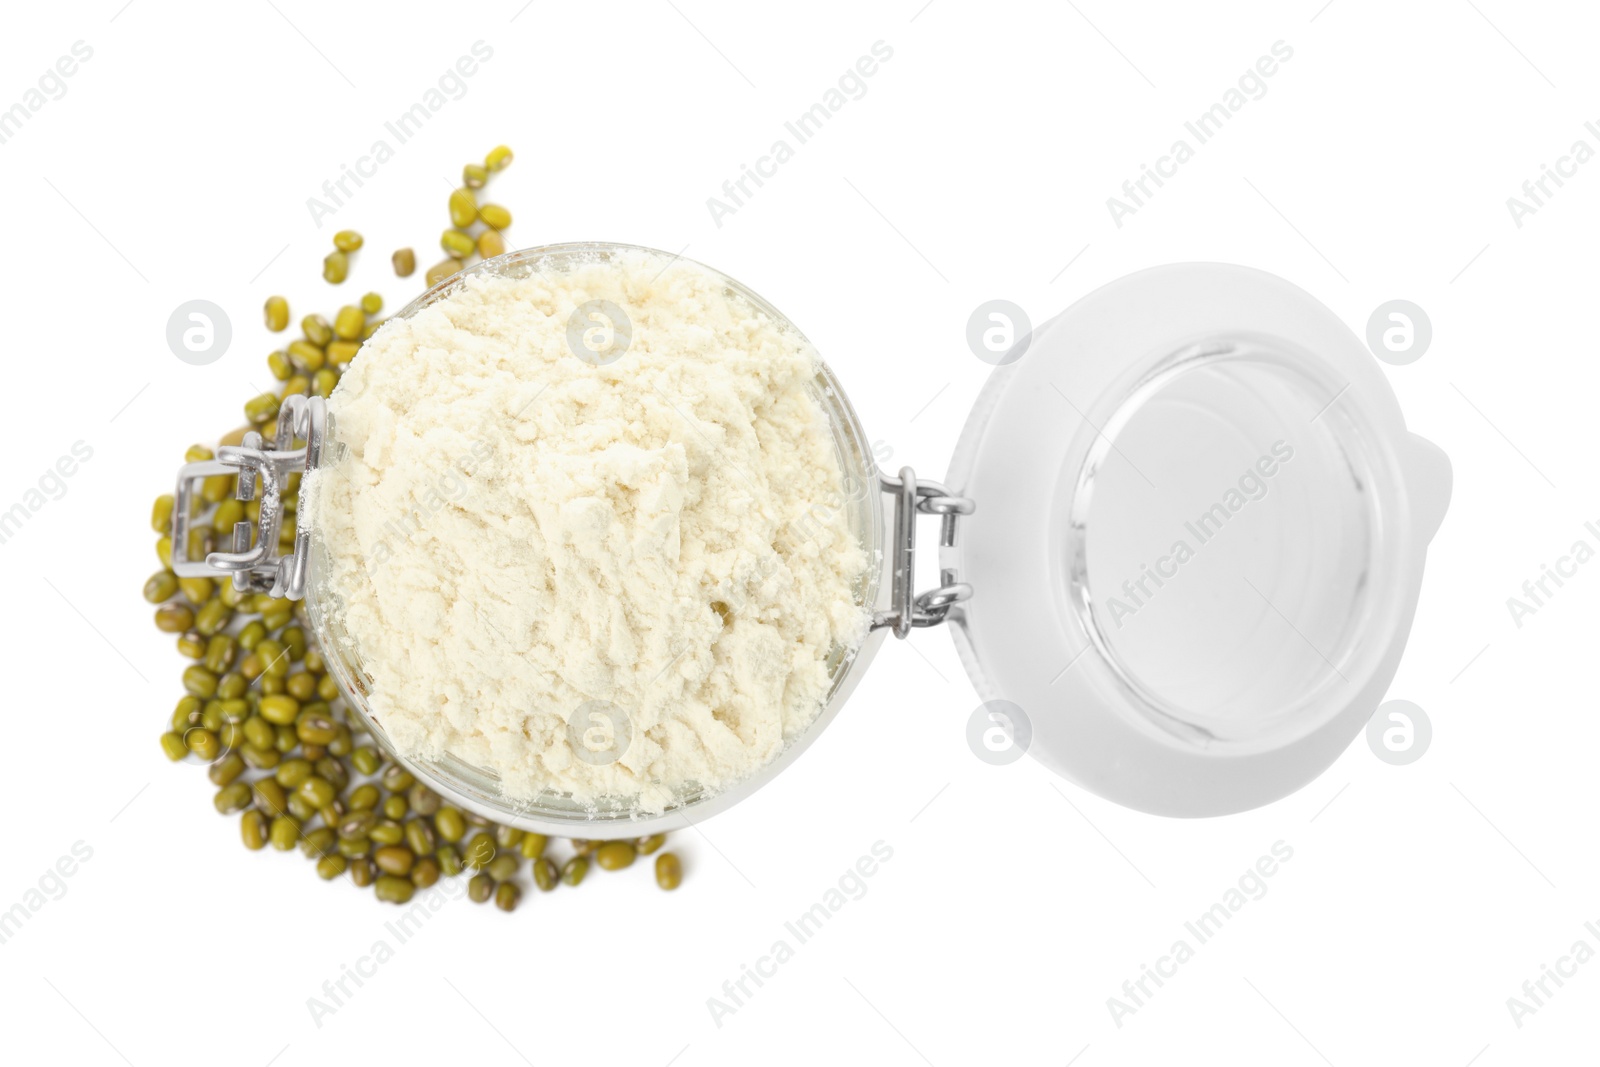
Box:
(171, 394, 327, 599)
(873, 466, 974, 638)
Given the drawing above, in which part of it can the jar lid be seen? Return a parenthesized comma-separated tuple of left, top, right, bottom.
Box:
(942, 264, 1450, 816)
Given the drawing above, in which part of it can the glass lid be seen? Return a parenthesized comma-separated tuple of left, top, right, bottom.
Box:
(942, 264, 1451, 816)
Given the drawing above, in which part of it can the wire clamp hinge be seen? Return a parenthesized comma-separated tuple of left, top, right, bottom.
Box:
(872, 466, 974, 638)
(170, 394, 327, 599)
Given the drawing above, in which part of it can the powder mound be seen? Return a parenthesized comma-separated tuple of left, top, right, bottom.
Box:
(308, 248, 871, 814)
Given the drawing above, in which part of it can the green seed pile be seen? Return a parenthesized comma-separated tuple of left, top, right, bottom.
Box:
(148, 145, 683, 910)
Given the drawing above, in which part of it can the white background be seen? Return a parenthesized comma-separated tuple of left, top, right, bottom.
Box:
(1, 1, 1595, 1064)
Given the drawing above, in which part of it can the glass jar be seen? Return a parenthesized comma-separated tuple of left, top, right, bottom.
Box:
(310, 244, 893, 836)
(171, 247, 1449, 835)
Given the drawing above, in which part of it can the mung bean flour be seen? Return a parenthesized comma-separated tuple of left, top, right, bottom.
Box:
(308, 249, 870, 813)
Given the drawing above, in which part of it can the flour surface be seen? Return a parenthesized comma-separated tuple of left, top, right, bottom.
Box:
(309, 248, 870, 813)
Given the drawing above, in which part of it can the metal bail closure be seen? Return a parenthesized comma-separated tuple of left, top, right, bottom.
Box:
(171, 394, 328, 599)
(872, 466, 975, 638)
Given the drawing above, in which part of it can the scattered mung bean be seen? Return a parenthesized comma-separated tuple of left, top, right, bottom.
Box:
(468, 873, 494, 903)
(595, 841, 636, 871)
(448, 187, 476, 229)
(655, 852, 683, 890)
(425, 257, 461, 287)
(264, 296, 289, 332)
